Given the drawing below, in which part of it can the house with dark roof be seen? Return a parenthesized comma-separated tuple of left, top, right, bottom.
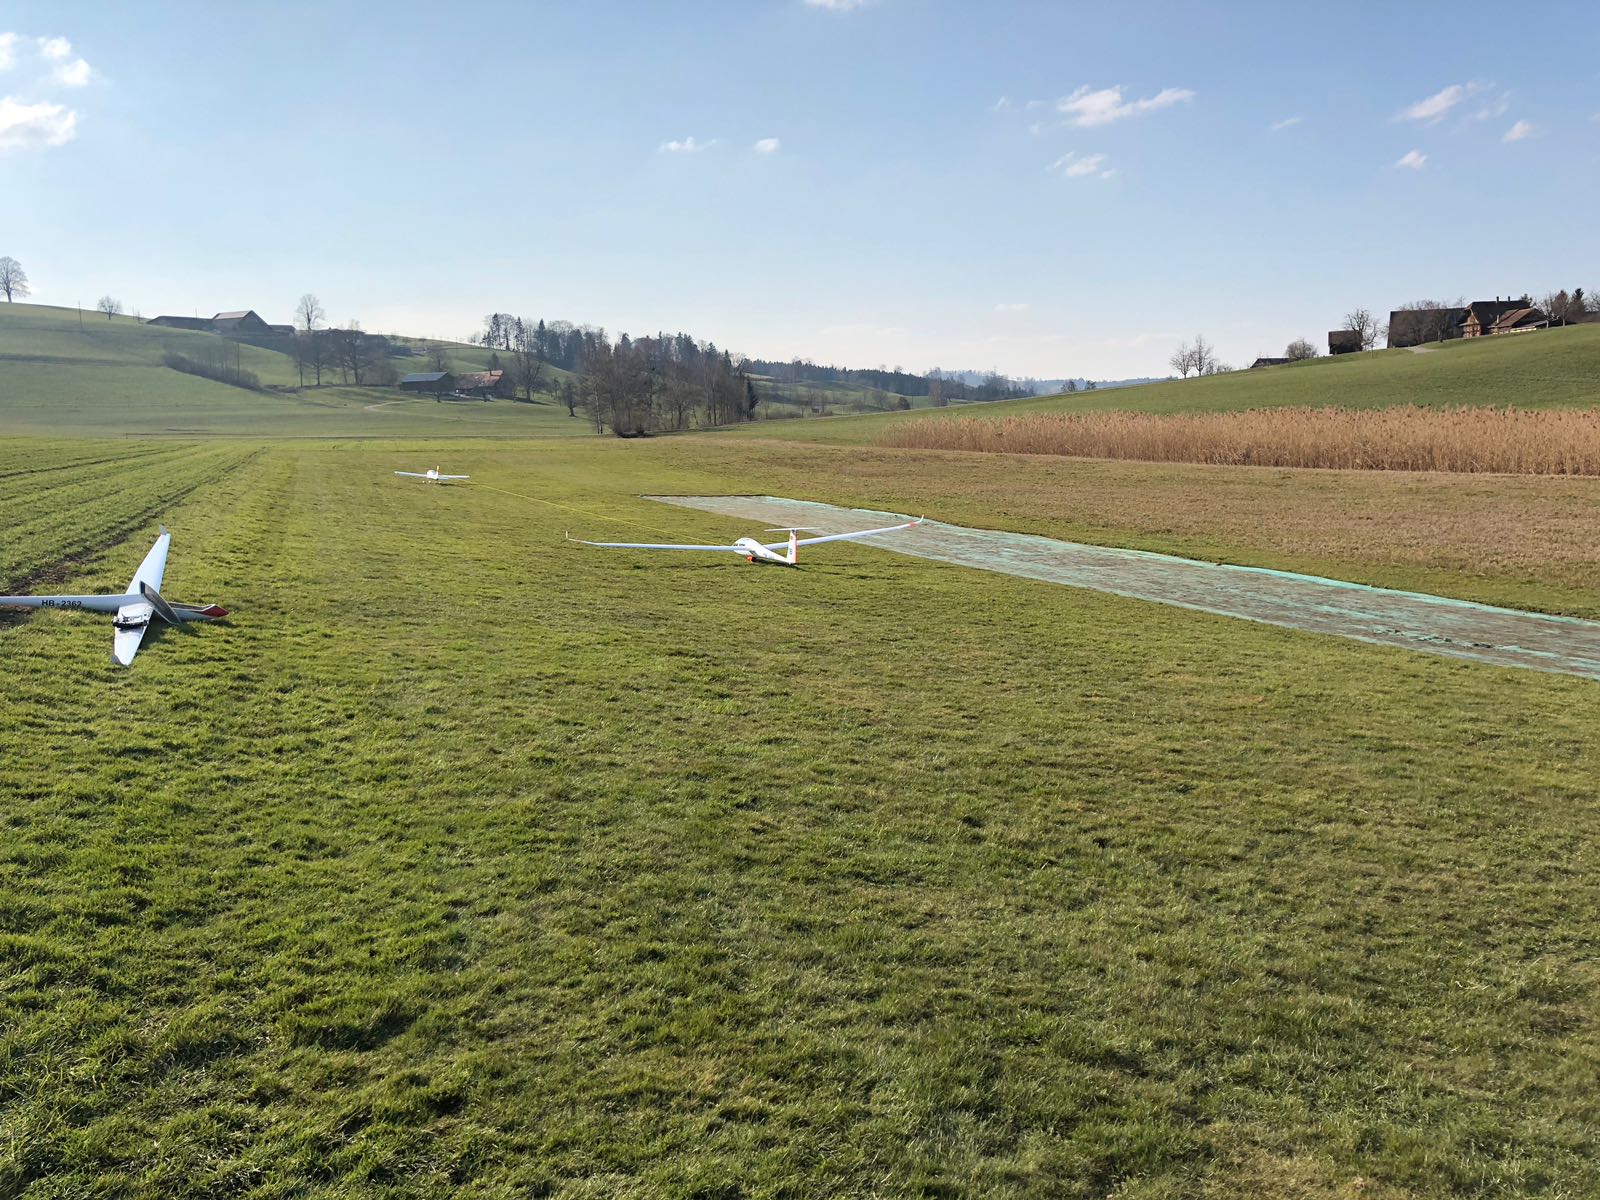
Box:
(1250, 357, 1292, 369)
(211, 310, 273, 335)
(147, 315, 214, 331)
(1386, 306, 1466, 348)
(1462, 300, 1545, 337)
(1327, 330, 1363, 355)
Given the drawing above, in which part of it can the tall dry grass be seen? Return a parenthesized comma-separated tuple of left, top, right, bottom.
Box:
(879, 406, 1600, 474)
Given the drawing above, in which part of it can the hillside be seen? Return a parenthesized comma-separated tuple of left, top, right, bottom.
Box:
(0, 303, 583, 438)
(733, 324, 1600, 444)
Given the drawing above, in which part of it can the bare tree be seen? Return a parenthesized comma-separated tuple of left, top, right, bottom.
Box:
(95, 295, 123, 320)
(1285, 337, 1319, 361)
(1169, 340, 1194, 378)
(1342, 308, 1379, 350)
(510, 317, 545, 402)
(427, 344, 450, 371)
(0, 256, 29, 302)
(296, 293, 325, 332)
(558, 377, 579, 418)
(1390, 299, 1460, 346)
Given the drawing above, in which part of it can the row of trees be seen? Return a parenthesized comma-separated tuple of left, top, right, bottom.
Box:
(579, 333, 756, 435)
(1168, 335, 1232, 378)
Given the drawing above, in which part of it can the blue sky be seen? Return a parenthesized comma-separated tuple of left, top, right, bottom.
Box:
(2, 1, 1595, 378)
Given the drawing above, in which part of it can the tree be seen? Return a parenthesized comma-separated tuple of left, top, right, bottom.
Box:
(1064, 379, 1078, 393)
(1342, 307, 1379, 350)
(1285, 337, 1319, 361)
(558, 377, 580, 418)
(1389, 299, 1460, 346)
(1169, 341, 1193, 378)
(0, 257, 29, 302)
(95, 295, 123, 320)
(427, 344, 450, 371)
(510, 317, 545, 402)
(1085, 380, 1097, 391)
(296, 293, 325, 333)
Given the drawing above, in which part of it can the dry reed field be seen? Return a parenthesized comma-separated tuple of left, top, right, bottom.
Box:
(879, 405, 1600, 474)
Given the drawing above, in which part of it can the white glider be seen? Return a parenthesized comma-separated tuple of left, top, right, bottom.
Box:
(0, 528, 228, 666)
(569, 518, 924, 567)
(395, 467, 470, 483)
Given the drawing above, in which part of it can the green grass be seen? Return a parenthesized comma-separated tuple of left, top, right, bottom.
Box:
(1, 436, 1597, 1198)
(733, 325, 1600, 445)
(0, 304, 584, 438)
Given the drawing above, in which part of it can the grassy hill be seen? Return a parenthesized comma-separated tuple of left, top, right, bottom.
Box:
(738, 324, 1600, 444)
(0, 303, 583, 438)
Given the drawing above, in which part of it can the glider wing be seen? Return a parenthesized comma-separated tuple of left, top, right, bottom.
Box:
(764, 518, 923, 551)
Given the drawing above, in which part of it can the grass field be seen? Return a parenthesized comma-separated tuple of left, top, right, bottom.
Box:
(1, 433, 1597, 1198)
(0, 304, 582, 438)
(732, 325, 1600, 446)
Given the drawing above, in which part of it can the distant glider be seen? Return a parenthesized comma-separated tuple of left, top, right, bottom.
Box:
(395, 467, 470, 483)
(569, 518, 923, 567)
(0, 528, 228, 666)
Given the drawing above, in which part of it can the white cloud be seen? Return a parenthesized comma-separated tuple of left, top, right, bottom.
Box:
(0, 33, 17, 71)
(659, 136, 715, 153)
(1270, 116, 1302, 132)
(991, 96, 1011, 113)
(0, 95, 76, 150)
(1395, 148, 1427, 170)
(1057, 84, 1193, 127)
(1099, 168, 1117, 179)
(37, 36, 70, 61)
(1049, 151, 1109, 177)
(993, 303, 1029, 314)
(1502, 119, 1534, 142)
(1396, 82, 1482, 123)
(805, 0, 869, 9)
(753, 137, 780, 154)
(54, 57, 91, 87)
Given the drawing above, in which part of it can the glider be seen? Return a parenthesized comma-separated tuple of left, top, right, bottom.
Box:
(569, 517, 923, 567)
(394, 467, 470, 483)
(0, 527, 228, 666)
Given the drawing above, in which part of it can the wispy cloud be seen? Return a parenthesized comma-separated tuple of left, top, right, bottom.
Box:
(1270, 115, 1302, 132)
(1049, 151, 1110, 178)
(0, 33, 17, 71)
(1475, 90, 1513, 120)
(53, 56, 91, 87)
(753, 137, 780, 155)
(993, 303, 1029, 314)
(990, 96, 1012, 113)
(0, 95, 76, 150)
(1502, 119, 1534, 143)
(1396, 82, 1482, 123)
(804, 0, 870, 9)
(1395, 148, 1427, 170)
(1058, 84, 1193, 127)
(659, 136, 715, 153)
(37, 35, 70, 61)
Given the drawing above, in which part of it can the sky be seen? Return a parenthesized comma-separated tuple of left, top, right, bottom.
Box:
(2, 1, 1596, 380)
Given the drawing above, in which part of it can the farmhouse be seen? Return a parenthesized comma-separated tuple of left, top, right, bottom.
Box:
(1463, 302, 1548, 337)
(452, 369, 511, 399)
(147, 309, 281, 336)
(399, 371, 454, 394)
(1250, 357, 1292, 368)
(1328, 330, 1362, 355)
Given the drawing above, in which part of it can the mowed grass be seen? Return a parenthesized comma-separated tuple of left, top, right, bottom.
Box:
(735, 324, 1600, 446)
(1, 438, 1597, 1198)
(0, 304, 585, 438)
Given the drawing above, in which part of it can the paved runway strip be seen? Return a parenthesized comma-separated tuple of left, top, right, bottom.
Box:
(647, 495, 1600, 681)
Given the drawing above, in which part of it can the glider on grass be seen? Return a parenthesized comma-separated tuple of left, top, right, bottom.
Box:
(394, 467, 470, 483)
(0, 528, 227, 666)
(569, 518, 924, 567)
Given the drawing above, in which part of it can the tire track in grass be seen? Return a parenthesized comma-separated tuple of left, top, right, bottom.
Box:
(0, 447, 263, 596)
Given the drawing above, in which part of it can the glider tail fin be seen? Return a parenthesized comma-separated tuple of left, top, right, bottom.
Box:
(788, 530, 798, 565)
(140, 582, 182, 625)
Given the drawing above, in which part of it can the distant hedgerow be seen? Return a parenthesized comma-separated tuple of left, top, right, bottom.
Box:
(162, 349, 262, 392)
